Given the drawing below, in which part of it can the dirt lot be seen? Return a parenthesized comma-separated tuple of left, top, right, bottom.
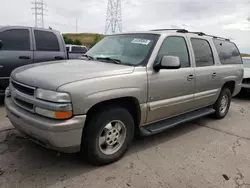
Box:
(1, 97, 250, 188)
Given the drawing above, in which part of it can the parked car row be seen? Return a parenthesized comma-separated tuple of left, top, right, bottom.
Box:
(4, 28, 245, 166)
(0, 26, 87, 96)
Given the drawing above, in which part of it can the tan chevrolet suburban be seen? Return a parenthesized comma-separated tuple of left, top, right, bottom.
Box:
(5, 29, 243, 165)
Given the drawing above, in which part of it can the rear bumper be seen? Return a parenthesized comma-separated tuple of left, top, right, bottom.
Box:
(5, 96, 86, 153)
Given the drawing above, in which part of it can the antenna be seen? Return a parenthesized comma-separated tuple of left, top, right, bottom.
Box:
(32, 0, 47, 28)
(104, 0, 122, 34)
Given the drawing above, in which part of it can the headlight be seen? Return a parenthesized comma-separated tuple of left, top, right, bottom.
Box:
(34, 89, 71, 103)
(35, 107, 73, 119)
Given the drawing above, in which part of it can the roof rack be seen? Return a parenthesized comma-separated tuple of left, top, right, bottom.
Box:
(186, 31, 230, 41)
(150, 28, 230, 41)
(150, 29, 188, 33)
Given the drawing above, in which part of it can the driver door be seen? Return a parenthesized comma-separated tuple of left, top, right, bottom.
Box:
(146, 36, 195, 123)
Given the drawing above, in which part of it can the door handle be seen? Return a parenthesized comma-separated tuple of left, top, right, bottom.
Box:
(19, 56, 31, 60)
(187, 74, 194, 81)
(54, 56, 64, 60)
(0, 65, 3, 68)
(212, 72, 217, 78)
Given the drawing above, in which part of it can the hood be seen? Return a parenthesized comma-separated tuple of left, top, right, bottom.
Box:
(244, 68, 250, 78)
(11, 59, 134, 90)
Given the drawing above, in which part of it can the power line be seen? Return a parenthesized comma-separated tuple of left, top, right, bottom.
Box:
(105, 0, 122, 34)
(32, 0, 47, 28)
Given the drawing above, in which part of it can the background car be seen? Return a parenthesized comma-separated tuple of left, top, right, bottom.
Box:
(0, 26, 68, 97)
(66, 44, 88, 59)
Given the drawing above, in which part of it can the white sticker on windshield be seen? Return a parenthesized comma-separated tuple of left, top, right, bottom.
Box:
(131, 38, 151, 45)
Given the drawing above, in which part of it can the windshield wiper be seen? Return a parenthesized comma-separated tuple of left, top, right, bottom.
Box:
(82, 54, 94, 60)
(96, 57, 121, 64)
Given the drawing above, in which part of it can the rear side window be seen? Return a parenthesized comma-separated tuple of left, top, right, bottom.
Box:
(34, 30, 60, 51)
(191, 38, 214, 67)
(0, 29, 30, 51)
(72, 46, 87, 53)
(156, 36, 190, 67)
(213, 39, 242, 64)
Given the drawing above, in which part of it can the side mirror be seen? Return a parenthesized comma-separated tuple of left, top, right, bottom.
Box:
(0, 40, 3, 49)
(154, 55, 181, 70)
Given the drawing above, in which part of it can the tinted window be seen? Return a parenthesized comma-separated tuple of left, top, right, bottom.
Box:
(156, 36, 190, 67)
(72, 46, 87, 53)
(34, 30, 60, 51)
(191, 38, 214, 67)
(213, 39, 242, 64)
(0, 29, 30, 51)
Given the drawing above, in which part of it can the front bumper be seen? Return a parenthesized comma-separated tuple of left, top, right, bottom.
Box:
(5, 96, 86, 153)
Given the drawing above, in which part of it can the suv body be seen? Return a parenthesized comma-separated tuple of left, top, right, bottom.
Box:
(0, 26, 68, 95)
(66, 44, 88, 59)
(5, 29, 243, 165)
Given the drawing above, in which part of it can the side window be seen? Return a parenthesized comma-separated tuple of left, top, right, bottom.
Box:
(72, 46, 87, 53)
(34, 30, 60, 51)
(156, 36, 190, 67)
(0, 29, 30, 51)
(191, 38, 214, 67)
(213, 39, 242, 64)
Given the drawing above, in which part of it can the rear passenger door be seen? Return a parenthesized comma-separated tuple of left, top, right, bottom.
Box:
(33, 29, 66, 63)
(189, 38, 221, 108)
(0, 28, 33, 91)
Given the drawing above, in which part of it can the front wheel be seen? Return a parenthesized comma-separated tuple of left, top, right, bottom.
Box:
(213, 88, 231, 119)
(81, 107, 134, 166)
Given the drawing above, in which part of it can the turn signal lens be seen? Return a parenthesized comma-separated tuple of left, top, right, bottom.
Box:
(55, 111, 73, 119)
(35, 107, 72, 119)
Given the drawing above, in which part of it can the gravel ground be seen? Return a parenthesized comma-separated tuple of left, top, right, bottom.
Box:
(1, 98, 250, 188)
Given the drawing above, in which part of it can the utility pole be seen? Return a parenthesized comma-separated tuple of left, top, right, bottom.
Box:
(32, 0, 47, 28)
(76, 18, 78, 33)
(105, 0, 122, 34)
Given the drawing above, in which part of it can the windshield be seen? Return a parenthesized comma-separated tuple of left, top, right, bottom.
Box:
(86, 34, 159, 66)
(243, 58, 250, 68)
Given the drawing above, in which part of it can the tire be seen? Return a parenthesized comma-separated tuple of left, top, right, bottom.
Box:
(213, 88, 231, 119)
(81, 107, 134, 166)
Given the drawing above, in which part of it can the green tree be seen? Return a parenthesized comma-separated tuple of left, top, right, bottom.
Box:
(73, 39, 82, 45)
(90, 34, 103, 48)
(63, 35, 74, 44)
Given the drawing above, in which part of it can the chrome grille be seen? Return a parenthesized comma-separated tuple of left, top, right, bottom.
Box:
(10, 79, 36, 112)
(11, 80, 35, 96)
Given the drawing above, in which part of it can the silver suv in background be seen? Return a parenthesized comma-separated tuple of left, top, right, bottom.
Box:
(0, 26, 68, 96)
(5, 29, 243, 165)
(66, 44, 88, 59)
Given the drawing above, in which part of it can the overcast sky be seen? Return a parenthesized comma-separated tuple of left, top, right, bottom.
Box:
(1, 0, 250, 53)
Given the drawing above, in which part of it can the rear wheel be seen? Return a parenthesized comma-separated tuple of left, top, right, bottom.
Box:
(213, 88, 231, 119)
(81, 107, 134, 166)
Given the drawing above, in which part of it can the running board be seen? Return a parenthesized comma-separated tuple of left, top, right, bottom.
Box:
(140, 107, 215, 136)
